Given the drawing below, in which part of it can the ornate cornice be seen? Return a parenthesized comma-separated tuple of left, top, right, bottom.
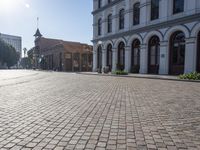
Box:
(92, 13, 200, 43)
(92, 0, 124, 15)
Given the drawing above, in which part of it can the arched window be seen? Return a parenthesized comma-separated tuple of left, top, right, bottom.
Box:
(119, 9, 125, 30)
(173, 0, 184, 14)
(133, 2, 140, 25)
(107, 14, 112, 33)
(98, 18, 102, 36)
(98, 0, 102, 8)
(118, 42, 125, 70)
(97, 46, 102, 69)
(169, 31, 185, 75)
(107, 44, 112, 70)
(131, 39, 140, 73)
(148, 36, 160, 74)
(151, 0, 159, 21)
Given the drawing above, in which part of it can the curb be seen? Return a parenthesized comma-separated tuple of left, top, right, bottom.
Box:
(76, 72, 200, 83)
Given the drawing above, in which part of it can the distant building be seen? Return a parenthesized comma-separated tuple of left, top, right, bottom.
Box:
(0, 33, 22, 57)
(92, 0, 200, 75)
(32, 28, 93, 72)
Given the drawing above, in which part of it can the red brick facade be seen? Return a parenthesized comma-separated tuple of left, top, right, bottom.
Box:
(35, 37, 93, 72)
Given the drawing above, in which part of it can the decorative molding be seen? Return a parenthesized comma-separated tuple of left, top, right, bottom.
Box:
(92, 13, 200, 43)
(92, 0, 124, 15)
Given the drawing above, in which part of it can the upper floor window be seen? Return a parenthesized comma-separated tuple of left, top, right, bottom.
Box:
(107, 14, 112, 33)
(173, 0, 184, 14)
(151, 0, 159, 21)
(133, 2, 140, 25)
(108, 0, 111, 4)
(98, 0, 102, 8)
(119, 9, 125, 30)
(98, 18, 102, 36)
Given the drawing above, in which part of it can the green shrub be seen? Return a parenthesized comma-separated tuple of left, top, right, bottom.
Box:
(112, 70, 128, 75)
(179, 72, 200, 80)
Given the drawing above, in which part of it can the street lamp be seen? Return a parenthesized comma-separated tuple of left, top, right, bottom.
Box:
(97, 41, 102, 45)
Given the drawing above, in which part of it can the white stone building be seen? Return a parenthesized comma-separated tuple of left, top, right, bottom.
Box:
(0, 33, 22, 57)
(92, 0, 200, 75)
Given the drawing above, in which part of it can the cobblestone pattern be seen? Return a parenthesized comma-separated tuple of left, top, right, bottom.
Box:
(0, 70, 200, 150)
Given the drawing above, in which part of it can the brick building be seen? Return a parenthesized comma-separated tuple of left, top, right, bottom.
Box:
(33, 29, 93, 72)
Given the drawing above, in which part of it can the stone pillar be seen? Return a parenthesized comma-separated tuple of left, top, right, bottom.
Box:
(184, 37, 196, 73)
(93, 19, 97, 39)
(102, 0, 107, 6)
(102, 49, 107, 72)
(159, 41, 168, 74)
(125, 0, 131, 31)
(93, 48, 97, 72)
(125, 46, 131, 72)
(140, 0, 150, 26)
(102, 11, 106, 36)
(185, 0, 196, 15)
(112, 48, 117, 71)
(160, 0, 168, 22)
(140, 44, 148, 74)
(113, 5, 118, 34)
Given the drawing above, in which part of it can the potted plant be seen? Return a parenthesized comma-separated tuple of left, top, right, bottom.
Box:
(103, 66, 110, 74)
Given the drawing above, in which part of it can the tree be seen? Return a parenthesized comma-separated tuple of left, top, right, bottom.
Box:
(0, 39, 20, 68)
(20, 57, 32, 69)
(23, 48, 27, 57)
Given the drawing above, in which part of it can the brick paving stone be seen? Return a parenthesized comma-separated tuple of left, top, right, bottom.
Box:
(10, 145, 23, 150)
(54, 147, 64, 150)
(26, 142, 38, 148)
(0, 70, 200, 149)
(32, 146, 43, 150)
(4, 142, 16, 148)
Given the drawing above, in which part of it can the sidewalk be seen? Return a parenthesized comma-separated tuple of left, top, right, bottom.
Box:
(77, 72, 200, 83)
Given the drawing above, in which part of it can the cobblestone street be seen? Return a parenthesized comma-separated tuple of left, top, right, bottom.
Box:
(0, 70, 200, 150)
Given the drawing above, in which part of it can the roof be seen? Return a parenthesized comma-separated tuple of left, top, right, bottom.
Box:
(37, 37, 93, 53)
(34, 28, 42, 37)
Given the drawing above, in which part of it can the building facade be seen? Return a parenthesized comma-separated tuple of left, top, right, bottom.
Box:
(0, 33, 22, 57)
(33, 29, 93, 72)
(92, 0, 200, 75)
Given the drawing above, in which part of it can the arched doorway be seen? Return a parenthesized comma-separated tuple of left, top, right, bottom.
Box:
(148, 36, 160, 74)
(169, 31, 185, 75)
(107, 44, 112, 71)
(131, 39, 140, 73)
(118, 42, 125, 70)
(97, 46, 102, 70)
(197, 31, 200, 73)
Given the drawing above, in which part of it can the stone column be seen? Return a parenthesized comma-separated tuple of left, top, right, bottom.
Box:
(112, 48, 117, 71)
(185, 0, 196, 15)
(102, 0, 106, 6)
(140, 44, 148, 74)
(125, 46, 131, 72)
(159, 41, 168, 74)
(102, 11, 106, 36)
(160, 0, 168, 22)
(93, 19, 97, 39)
(113, 5, 118, 34)
(140, 0, 150, 26)
(125, 0, 131, 31)
(102, 49, 107, 72)
(184, 37, 196, 73)
(93, 48, 97, 72)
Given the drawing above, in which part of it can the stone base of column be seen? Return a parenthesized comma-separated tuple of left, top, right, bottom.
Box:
(125, 47, 131, 73)
(184, 38, 196, 74)
(139, 45, 148, 74)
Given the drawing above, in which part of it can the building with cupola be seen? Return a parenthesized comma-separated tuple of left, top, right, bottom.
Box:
(32, 28, 93, 72)
(92, 0, 200, 75)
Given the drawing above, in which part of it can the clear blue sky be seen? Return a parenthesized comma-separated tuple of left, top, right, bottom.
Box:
(0, 0, 93, 50)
